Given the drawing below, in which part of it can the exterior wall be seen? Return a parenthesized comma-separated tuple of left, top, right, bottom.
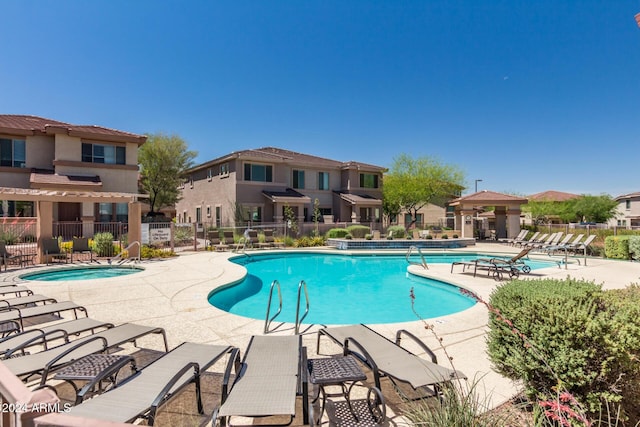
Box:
(0, 168, 30, 188)
(395, 203, 446, 227)
(178, 152, 384, 228)
(53, 134, 80, 161)
(610, 195, 640, 228)
(26, 135, 55, 169)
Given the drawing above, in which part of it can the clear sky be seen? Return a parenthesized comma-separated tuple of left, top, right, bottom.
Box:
(2, 1, 639, 196)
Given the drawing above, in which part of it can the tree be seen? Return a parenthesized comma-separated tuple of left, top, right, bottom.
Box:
(383, 154, 465, 229)
(138, 133, 197, 215)
(573, 195, 618, 223)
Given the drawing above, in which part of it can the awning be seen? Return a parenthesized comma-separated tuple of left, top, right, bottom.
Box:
(262, 188, 311, 204)
(30, 171, 103, 189)
(338, 192, 382, 206)
(0, 187, 147, 203)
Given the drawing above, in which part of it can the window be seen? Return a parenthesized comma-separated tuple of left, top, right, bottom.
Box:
(196, 207, 202, 223)
(82, 143, 125, 165)
(98, 203, 113, 222)
(293, 170, 305, 189)
(318, 172, 329, 190)
(207, 169, 213, 181)
(244, 163, 272, 182)
(206, 205, 211, 218)
(215, 206, 221, 227)
(220, 163, 230, 175)
(0, 201, 34, 216)
(0, 138, 26, 167)
(359, 173, 379, 189)
(626, 200, 631, 210)
(243, 206, 262, 222)
(115, 203, 128, 222)
(618, 219, 627, 227)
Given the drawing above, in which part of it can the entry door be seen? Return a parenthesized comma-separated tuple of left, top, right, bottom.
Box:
(58, 202, 81, 221)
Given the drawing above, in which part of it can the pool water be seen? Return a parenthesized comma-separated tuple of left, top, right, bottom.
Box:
(21, 266, 143, 281)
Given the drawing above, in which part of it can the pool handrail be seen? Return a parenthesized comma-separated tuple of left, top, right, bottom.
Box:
(108, 241, 140, 265)
(264, 280, 283, 334)
(294, 280, 310, 335)
(406, 246, 429, 270)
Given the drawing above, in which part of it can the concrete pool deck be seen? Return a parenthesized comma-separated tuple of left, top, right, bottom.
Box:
(2, 243, 639, 425)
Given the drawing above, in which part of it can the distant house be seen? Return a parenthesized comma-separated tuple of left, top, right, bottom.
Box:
(0, 115, 146, 260)
(176, 147, 385, 228)
(525, 190, 580, 224)
(610, 192, 640, 229)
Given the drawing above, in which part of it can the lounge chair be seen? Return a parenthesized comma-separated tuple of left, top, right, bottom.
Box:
(42, 238, 69, 265)
(259, 229, 284, 249)
(0, 241, 22, 271)
(498, 229, 527, 246)
(64, 342, 233, 425)
(523, 233, 558, 249)
(0, 285, 34, 297)
(482, 247, 533, 276)
(317, 324, 465, 401)
(1, 317, 114, 358)
(71, 237, 95, 263)
(514, 231, 540, 247)
(1, 294, 57, 309)
(2, 323, 168, 385)
(213, 335, 309, 426)
(0, 301, 88, 330)
(244, 229, 259, 249)
(208, 231, 229, 251)
(566, 234, 597, 256)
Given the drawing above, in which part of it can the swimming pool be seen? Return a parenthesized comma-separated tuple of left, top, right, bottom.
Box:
(209, 252, 554, 325)
(20, 266, 144, 281)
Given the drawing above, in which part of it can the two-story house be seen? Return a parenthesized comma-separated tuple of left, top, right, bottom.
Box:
(0, 115, 146, 259)
(610, 192, 640, 229)
(176, 147, 385, 229)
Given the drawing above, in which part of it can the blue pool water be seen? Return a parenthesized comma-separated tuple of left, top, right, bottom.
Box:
(21, 266, 143, 281)
(208, 252, 554, 325)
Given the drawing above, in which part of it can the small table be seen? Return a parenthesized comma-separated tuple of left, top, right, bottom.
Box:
(53, 353, 137, 404)
(308, 355, 366, 422)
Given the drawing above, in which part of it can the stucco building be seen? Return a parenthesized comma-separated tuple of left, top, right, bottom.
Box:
(0, 115, 146, 260)
(176, 147, 385, 228)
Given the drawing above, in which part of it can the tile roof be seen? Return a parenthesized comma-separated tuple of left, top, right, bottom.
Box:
(615, 192, 640, 201)
(30, 170, 102, 188)
(262, 188, 312, 203)
(337, 192, 383, 205)
(0, 115, 146, 144)
(528, 190, 580, 202)
(450, 190, 528, 205)
(188, 146, 386, 172)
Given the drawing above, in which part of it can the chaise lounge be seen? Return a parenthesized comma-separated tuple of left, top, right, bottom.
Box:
(317, 324, 464, 400)
(212, 335, 309, 426)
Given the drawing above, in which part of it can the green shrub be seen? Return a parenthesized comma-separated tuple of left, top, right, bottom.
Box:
(386, 225, 406, 239)
(453, 234, 459, 238)
(604, 235, 630, 259)
(282, 236, 295, 247)
(326, 228, 349, 238)
(0, 231, 18, 245)
(441, 234, 449, 239)
(425, 235, 433, 240)
(310, 236, 326, 246)
(294, 236, 312, 247)
(140, 245, 175, 259)
(345, 234, 353, 240)
(628, 236, 640, 260)
(346, 225, 370, 238)
(365, 234, 372, 240)
(487, 278, 640, 418)
(174, 225, 193, 243)
(93, 232, 115, 257)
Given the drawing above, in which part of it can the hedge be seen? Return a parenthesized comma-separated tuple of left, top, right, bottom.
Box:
(604, 235, 630, 259)
(386, 225, 406, 239)
(326, 228, 350, 238)
(345, 225, 370, 238)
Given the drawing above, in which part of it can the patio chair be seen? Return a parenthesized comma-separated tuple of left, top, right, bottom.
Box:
(42, 238, 69, 265)
(566, 234, 597, 256)
(2, 323, 168, 386)
(208, 231, 230, 251)
(64, 342, 234, 425)
(482, 247, 533, 276)
(1, 317, 114, 358)
(498, 229, 527, 246)
(258, 229, 284, 249)
(1, 294, 57, 309)
(212, 335, 309, 426)
(317, 324, 465, 401)
(514, 231, 540, 247)
(0, 285, 34, 297)
(1, 241, 23, 271)
(71, 237, 95, 263)
(0, 301, 89, 330)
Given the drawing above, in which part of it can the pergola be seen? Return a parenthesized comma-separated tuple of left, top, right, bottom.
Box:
(449, 190, 528, 239)
(0, 187, 144, 263)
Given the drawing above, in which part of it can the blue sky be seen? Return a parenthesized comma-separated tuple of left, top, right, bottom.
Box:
(2, 1, 639, 196)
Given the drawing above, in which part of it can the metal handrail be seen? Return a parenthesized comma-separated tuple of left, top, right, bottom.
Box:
(108, 241, 140, 264)
(264, 280, 283, 334)
(406, 246, 428, 269)
(294, 280, 310, 335)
